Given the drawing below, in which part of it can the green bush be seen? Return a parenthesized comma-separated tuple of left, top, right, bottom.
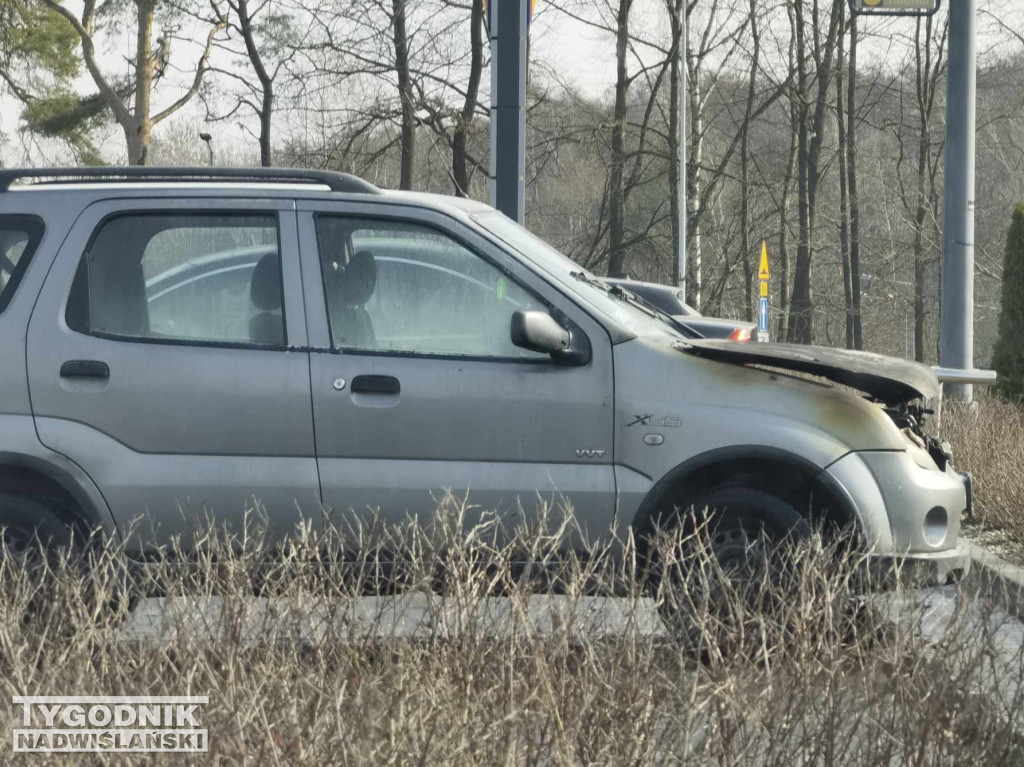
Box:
(993, 203, 1024, 401)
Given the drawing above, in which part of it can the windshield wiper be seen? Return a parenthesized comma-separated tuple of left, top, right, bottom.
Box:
(571, 271, 698, 338)
(609, 283, 696, 336)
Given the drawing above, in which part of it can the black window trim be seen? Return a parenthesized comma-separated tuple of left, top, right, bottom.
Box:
(311, 212, 587, 365)
(0, 214, 45, 314)
(66, 209, 290, 352)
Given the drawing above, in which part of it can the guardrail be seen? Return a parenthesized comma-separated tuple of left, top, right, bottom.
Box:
(931, 367, 997, 432)
(932, 367, 999, 387)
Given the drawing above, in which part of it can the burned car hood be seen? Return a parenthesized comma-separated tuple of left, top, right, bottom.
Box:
(676, 339, 940, 405)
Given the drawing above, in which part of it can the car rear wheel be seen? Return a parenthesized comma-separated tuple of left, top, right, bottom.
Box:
(0, 493, 133, 623)
(0, 493, 76, 565)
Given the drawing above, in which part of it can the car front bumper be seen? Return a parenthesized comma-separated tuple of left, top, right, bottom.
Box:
(824, 449, 970, 582)
(866, 539, 972, 587)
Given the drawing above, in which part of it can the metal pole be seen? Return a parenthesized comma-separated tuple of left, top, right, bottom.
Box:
(490, 0, 528, 223)
(939, 0, 976, 401)
(677, 4, 687, 297)
(200, 133, 214, 167)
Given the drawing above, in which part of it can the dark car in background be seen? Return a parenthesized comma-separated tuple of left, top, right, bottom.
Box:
(605, 278, 756, 342)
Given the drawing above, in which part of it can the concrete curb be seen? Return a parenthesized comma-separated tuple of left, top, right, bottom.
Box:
(963, 539, 1024, 620)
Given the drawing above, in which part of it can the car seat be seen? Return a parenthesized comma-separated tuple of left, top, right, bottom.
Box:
(249, 252, 285, 345)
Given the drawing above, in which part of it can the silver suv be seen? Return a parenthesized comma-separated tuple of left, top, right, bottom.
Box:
(0, 167, 970, 581)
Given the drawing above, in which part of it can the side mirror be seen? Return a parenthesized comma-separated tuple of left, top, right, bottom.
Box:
(510, 310, 590, 366)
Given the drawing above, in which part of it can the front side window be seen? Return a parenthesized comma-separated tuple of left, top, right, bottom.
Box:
(67, 213, 283, 346)
(316, 216, 546, 359)
(0, 215, 44, 313)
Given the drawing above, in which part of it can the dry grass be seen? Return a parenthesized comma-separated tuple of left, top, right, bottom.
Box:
(942, 393, 1024, 542)
(1, 506, 1023, 765)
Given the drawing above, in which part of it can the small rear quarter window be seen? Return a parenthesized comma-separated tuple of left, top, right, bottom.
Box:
(0, 215, 44, 313)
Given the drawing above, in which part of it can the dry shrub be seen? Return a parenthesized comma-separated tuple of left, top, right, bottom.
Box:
(941, 393, 1024, 540)
(0, 502, 1023, 766)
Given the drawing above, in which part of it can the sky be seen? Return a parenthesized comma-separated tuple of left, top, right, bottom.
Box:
(0, 0, 1020, 166)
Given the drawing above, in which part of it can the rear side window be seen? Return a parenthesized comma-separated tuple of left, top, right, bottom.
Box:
(66, 213, 284, 347)
(0, 215, 44, 313)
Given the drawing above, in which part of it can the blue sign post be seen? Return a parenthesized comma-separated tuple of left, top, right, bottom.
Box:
(757, 241, 770, 342)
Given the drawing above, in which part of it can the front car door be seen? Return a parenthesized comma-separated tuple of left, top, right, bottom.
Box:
(27, 197, 320, 553)
(298, 200, 616, 544)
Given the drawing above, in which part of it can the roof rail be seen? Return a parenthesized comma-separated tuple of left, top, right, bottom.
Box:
(0, 166, 381, 194)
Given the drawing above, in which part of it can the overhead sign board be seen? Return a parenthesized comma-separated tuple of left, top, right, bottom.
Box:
(849, 0, 940, 16)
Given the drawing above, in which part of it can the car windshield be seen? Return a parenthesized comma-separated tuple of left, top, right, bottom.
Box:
(472, 211, 685, 338)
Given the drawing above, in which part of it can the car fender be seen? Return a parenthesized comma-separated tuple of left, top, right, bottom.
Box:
(0, 415, 119, 538)
(622, 444, 890, 550)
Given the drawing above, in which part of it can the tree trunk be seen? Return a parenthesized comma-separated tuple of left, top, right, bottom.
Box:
(788, 0, 842, 344)
(777, 112, 797, 341)
(787, 0, 811, 342)
(393, 0, 415, 190)
(848, 13, 863, 349)
(606, 0, 631, 278)
(237, 0, 274, 166)
(452, 0, 483, 196)
(259, 86, 274, 167)
(740, 150, 752, 323)
(740, 0, 760, 322)
(130, 0, 156, 165)
(836, 2, 853, 349)
(667, 0, 683, 286)
(687, 69, 702, 310)
(777, 5, 798, 340)
(912, 15, 937, 362)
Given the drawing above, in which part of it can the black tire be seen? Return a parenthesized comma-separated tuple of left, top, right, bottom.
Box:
(650, 484, 810, 652)
(0, 492, 76, 563)
(0, 493, 134, 624)
(689, 484, 809, 568)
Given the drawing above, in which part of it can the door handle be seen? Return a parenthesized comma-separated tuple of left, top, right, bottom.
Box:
(60, 360, 110, 380)
(350, 375, 400, 395)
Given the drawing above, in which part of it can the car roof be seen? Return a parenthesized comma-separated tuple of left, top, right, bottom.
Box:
(0, 167, 492, 222)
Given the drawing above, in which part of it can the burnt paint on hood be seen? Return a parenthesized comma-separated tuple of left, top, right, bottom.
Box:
(675, 339, 941, 405)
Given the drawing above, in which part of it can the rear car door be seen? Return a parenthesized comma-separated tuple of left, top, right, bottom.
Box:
(26, 197, 320, 553)
(298, 200, 617, 541)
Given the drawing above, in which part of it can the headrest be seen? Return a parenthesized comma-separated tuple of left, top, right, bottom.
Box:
(340, 250, 377, 306)
(250, 252, 282, 312)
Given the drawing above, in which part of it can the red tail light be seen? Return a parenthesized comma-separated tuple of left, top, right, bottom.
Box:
(728, 327, 752, 343)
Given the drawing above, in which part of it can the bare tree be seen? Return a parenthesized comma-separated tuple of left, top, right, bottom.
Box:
(775, 3, 799, 340)
(393, 0, 415, 188)
(606, 0, 634, 278)
(894, 13, 947, 361)
(836, 0, 853, 348)
(665, 0, 691, 287)
(451, 0, 483, 196)
(205, 0, 301, 166)
(787, 0, 842, 343)
(738, 0, 761, 322)
(846, 12, 863, 349)
(683, 0, 744, 309)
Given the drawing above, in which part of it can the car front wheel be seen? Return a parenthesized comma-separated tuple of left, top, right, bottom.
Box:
(651, 484, 810, 650)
